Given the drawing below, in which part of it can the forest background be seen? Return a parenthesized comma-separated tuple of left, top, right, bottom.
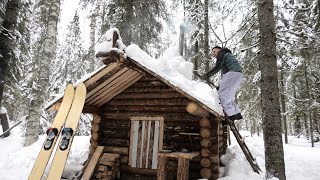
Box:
(0, 1, 319, 179)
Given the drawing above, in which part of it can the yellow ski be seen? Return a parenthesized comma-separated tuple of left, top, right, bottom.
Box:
(47, 83, 86, 180)
(29, 84, 75, 180)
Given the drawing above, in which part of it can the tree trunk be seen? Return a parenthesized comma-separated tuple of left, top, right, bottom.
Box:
(0, 0, 21, 107)
(88, 0, 102, 70)
(279, 66, 288, 144)
(25, 0, 61, 146)
(304, 62, 314, 147)
(204, 0, 209, 72)
(258, 0, 286, 179)
(303, 113, 309, 139)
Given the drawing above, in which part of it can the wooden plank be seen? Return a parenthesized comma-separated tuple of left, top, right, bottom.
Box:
(91, 70, 140, 106)
(142, 121, 149, 168)
(81, 146, 104, 180)
(128, 120, 135, 166)
(86, 67, 129, 100)
(177, 157, 190, 180)
(148, 121, 155, 168)
(157, 156, 168, 180)
(84, 63, 119, 87)
(96, 72, 143, 107)
(86, 68, 132, 104)
(159, 120, 164, 151)
(157, 152, 200, 159)
(136, 121, 143, 168)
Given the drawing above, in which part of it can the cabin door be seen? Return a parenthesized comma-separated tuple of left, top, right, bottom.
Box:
(129, 116, 164, 169)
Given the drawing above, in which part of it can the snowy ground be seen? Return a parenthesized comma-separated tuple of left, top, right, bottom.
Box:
(0, 123, 319, 180)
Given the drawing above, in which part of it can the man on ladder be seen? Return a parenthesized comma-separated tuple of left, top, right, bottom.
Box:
(201, 46, 261, 173)
(202, 46, 243, 121)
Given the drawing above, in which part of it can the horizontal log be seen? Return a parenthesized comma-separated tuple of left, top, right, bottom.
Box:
(200, 168, 211, 179)
(113, 91, 185, 99)
(201, 148, 211, 158)
(200, 158, 211, 168)
(91, 141, 98, 149)
(102, 130, 129, 139)
(106, 98, 189, 106)
(158, 152, 200, 159)
(91, 132, 99, 141)
(200, 128, 211, 138)
(121, 85, 176, 93)
(103, 105, 187, 113)
(120, 165, 157, 176)
(93, 114, 101, 124)
(104, 138, 130, 147)
(102, 112, 199, 123)
(83, 105, 100, 114)
(186, 102, 210, 117)
(103, 122, 131, 128)
(199, 118, 211, 128)
(200, 139, 211, 148)
(92, 124, 99, 132)
(104, 146, 129, 156)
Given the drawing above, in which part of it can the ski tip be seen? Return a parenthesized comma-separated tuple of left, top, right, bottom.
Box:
(65, 84, 74, 91)
(75, 83, 87, 95)
(77, 82, 86, 90)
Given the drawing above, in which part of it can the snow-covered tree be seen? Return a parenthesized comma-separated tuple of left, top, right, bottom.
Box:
(0, 0, 22, 108)
(25, 0, 61, 146)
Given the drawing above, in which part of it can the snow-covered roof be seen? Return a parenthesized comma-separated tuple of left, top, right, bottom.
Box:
(46, 28, 223, 117)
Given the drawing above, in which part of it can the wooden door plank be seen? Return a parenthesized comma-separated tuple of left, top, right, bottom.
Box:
(81, 146, 104, 180)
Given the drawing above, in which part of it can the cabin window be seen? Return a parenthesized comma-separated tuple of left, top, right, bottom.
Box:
(129, 116, 164, 169)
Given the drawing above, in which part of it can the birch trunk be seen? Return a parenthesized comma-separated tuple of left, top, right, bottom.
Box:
(25, 0, 61, 146)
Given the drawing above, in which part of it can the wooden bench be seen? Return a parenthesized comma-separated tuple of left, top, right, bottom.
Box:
(157, 151, 200, 180)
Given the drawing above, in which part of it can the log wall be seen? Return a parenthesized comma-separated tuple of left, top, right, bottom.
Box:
(90, 75, 226, 179)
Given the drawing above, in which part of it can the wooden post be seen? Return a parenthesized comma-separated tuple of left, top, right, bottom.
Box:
(157, 156, 168, 180)
(177, 157, 190, 180)
(0, 109, 10, 137)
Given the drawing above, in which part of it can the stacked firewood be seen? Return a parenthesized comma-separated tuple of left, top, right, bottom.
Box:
(93, 153, 120, 180)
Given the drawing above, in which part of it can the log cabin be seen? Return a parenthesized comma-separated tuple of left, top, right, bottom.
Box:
(47, 30, 228, 180)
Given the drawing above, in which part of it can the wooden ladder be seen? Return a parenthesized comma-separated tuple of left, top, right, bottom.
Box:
(226, 117, 261, 174)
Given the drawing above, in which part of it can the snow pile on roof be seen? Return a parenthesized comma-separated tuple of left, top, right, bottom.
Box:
(126, 44, 224, 115)
(95, 28, 126, 54)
